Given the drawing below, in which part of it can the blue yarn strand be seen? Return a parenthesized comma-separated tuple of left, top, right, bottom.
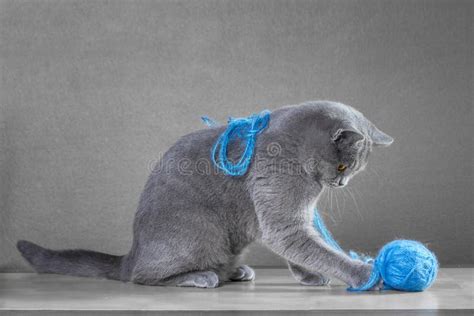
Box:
(313, 208, 380, 291)
(313, 208, 372, 263)
(202, 110, 271, 176)
(201, 116, 218, 127)
(313, 208, 345, 253)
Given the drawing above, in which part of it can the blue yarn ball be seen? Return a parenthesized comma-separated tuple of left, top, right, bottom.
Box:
(375, 240, 438, 292)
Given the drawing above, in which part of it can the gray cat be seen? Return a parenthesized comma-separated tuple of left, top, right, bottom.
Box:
(17, 100, 393, 289)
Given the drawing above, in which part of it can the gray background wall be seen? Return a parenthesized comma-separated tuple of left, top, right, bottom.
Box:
(1, 0, 472, 272)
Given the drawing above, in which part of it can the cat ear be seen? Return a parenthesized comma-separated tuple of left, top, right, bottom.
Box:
(332, 128, 365, 146)
(369, 124, 394, 147)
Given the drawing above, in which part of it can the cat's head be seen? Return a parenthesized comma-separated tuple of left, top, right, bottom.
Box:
(297, 101, 393, 188)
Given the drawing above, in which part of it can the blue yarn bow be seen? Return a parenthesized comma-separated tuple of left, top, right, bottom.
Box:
(201, 110, 271, 176)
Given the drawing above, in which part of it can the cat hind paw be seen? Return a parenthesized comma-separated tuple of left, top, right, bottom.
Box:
(229, 265, 255, 281)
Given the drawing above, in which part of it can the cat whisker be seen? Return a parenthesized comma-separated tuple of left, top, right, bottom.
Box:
(339, 188, 348, 221)
(352, 186, 364, 200)
(334, 189, 342, 222)
(346, 187, 363, 221)
(329, 189, 339, 224)
(329, 188, 334, 217)
(323, 189, 330, 212)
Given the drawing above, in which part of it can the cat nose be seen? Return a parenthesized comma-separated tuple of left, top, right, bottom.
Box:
(338, 177, 348, 187)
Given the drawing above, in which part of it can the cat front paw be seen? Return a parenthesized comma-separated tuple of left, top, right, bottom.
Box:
(350, 263, 382, 291)
(229, 265, 255, 281)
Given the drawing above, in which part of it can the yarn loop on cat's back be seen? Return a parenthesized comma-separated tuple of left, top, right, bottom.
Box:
(202, 110, 271, 176)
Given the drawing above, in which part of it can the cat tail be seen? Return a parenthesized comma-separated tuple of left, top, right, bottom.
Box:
(16, 240, 124, 281)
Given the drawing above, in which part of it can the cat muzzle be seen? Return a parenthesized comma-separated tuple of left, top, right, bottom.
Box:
(329, 176, 348, 188)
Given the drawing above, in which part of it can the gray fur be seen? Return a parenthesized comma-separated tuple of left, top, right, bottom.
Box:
(17, 101, 393, 289)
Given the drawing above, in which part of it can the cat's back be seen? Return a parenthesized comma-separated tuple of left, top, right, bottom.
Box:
(143, 125, 249, 208)
(162, 126, 224, 164)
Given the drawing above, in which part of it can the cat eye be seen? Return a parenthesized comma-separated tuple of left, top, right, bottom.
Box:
(337, 164, 347, 172)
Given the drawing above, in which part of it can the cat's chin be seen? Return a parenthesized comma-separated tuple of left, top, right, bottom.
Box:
(324, 181, 347, 188)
